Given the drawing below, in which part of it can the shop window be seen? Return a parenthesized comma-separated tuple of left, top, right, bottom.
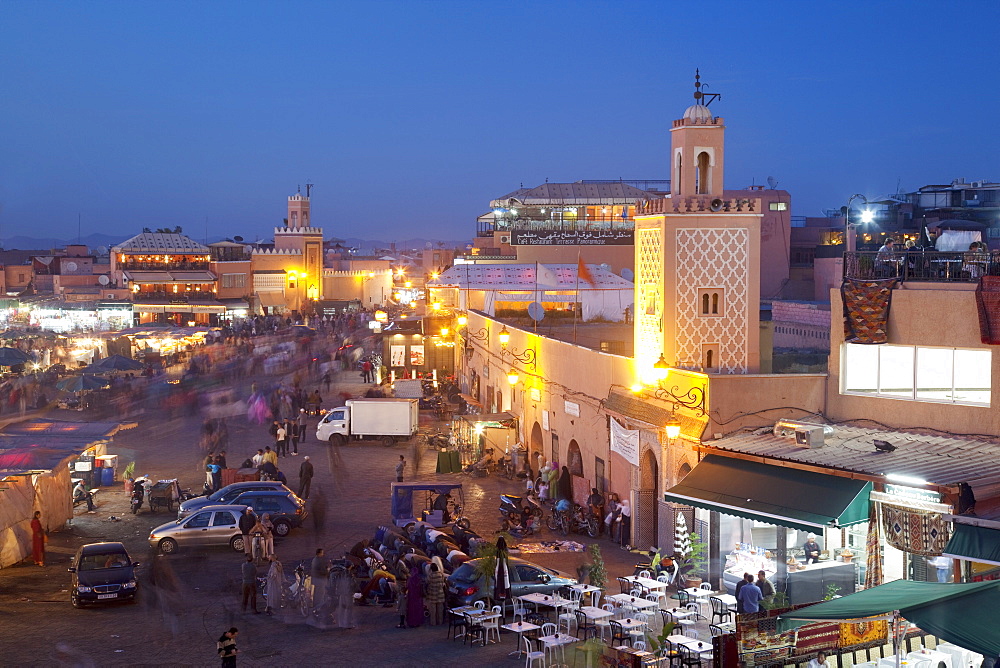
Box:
(842, 343, 991, 406)
(697, 288, 724, 316)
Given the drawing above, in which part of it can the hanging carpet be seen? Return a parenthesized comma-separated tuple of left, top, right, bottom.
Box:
(975, 276, 1000, 344)
(842, 278, 896, 344)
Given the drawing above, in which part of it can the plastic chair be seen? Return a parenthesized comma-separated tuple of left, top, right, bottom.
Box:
(575, 609, 598, 640)
(617, 576, 631, 594)
(709, 596, 731, 624)
(482, 605, 502, 644)
(638, 569, 652, 579)
(512, 599, 529, 623)
(634, 640, 647, 652)
(646, 590, 666, 609)
(447, 611, 467, 641)
(590, 589, 602, 608)
(522, 636, 546, 668)
(558, 588, 581, 633)
(709, 624, 724, 638)
(609, 619, 630, 647)
(473, 600, 486, 610)
(541, 622, 558, 637)
(626, 612, 649, 645)
(662, 609, 694, 633)
(699, 582, 712, 590)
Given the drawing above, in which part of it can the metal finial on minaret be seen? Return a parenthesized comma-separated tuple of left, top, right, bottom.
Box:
(693, 68, 721, 107)
(305, 181, 313, 198)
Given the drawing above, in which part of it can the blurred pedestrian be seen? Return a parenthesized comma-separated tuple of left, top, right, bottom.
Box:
(290, 417, 300, 455)
(311, 548, 329, 611)
(395, 455, 406, 482)
(217, 627, 239, 667)
(30, 511, 45, 567)
(298, 456, 314, 499)
(240, 556, 258, 613)
(262, 446, 277, 467)
(275, 422, 287, 457)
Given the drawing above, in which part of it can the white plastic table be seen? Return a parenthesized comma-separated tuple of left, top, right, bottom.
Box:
(579, 605, 613, 620)
(623, 575, 669, 592)
(538, 633, 578, 667)
(607, 593, 659, 612)
(520, 592, 572, 613)
(502, 620, 540, 658)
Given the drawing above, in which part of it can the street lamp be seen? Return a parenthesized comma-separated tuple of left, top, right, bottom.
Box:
(498, 325, 510, 347)
(665, 413, 682, 441)
(845, 194, 875, 253)
(652, 354, 670, 382)
(507, 369, 519, 386)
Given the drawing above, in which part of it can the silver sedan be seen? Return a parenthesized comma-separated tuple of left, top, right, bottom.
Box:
(148, 504, 249, 554)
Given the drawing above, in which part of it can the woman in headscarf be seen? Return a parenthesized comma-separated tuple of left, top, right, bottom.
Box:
(30, 511, 45, 567)
(405, 563, 425, 627)
(264, 554, 284, 615)
(557, 465, 572, 501)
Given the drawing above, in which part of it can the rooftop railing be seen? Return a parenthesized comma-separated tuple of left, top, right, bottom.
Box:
(844, 250, 997, 283)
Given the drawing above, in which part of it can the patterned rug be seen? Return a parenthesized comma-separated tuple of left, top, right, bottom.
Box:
(840, 618, 888, 646)
(880, 502, 950, 556)
(865, 502, 883, 589)
(976, 276, 1000, 344)
(842, 278, 897, 344)
(513, 540, 585, 554)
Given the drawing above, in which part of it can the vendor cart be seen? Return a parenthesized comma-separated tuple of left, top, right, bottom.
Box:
(147, 479, 181, 513)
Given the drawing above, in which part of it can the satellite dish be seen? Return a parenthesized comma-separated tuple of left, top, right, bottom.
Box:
(98, 275, 110, 286)
(65, 261, 78, 272)
(621, 268, 635, 282)
(766, 176, 778, 190)
(527, 302, 545, 322)
(599, 263, 610, 271)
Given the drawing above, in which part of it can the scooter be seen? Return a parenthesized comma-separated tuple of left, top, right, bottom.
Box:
(130, 476, 149, 515)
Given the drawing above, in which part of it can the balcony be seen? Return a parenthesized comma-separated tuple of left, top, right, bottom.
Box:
(478, 216, 635, 237)
(844, 250, 997, 283)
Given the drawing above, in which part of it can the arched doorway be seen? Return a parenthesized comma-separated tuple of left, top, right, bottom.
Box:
(566, 440, 583, 477)
(635, 448, 659, 550)
(529, 422, 544, 475)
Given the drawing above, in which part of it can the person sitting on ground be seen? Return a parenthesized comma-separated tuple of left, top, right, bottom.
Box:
(432, 492, 452, 523)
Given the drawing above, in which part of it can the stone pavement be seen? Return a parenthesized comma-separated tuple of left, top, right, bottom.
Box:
(0, 360, 714, 666)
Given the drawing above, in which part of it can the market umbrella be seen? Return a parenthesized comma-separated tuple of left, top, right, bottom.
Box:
(674, 512, 691, 558)
(94, 354, 145, 371)
(493, 535, 511, 605)
(56, 375, 111, 393)
(0, 347, 32, 366)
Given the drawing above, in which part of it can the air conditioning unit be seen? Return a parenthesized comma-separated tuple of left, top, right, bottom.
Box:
(773, 419, 834, 438)
(972, 181, 984, 188)
(500, 235, 511, 244)
(795, 427, 825, 448)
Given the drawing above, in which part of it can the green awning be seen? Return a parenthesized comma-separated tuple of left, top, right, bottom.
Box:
(944, 522, 1000, 567)
(777, 580, 1000, 658)
(663, 454, 871, 533)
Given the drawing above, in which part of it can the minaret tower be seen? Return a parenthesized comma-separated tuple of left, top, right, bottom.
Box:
(670, 69, 725, 198)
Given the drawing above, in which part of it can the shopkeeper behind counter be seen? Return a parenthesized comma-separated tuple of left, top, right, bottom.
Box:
(803, 534, 822, 564)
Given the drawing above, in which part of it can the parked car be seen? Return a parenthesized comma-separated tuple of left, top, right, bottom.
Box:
(446, 556, 577, 606)
(69, 542, 139, 608)
(149, 504, 249, 554)
(177, 481, 292, 520)
(227, 491, 307, 537)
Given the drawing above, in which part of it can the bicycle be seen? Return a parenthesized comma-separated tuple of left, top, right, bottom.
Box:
(288, 562, 313, 618)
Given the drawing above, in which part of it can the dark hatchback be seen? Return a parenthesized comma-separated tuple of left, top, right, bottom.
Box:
(69, 542, 139, 608)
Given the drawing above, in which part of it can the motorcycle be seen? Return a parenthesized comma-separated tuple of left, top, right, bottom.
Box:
(130, 476, 149, 515)
(546, 502, 598, 538)
(499, 493, 544, 524)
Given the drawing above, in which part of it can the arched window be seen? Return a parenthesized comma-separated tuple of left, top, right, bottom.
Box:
(290, 212, 298, 227)
(695, 151, 711, 194)
(705, 349, 714, 369)
(567, 440, 583, 477)
(712, 293, 719, 314)
(675, 153, 683, 194)
(701, 293, 710, 314)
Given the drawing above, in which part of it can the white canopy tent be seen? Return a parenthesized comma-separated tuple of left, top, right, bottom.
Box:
(430, 263, 634, 322)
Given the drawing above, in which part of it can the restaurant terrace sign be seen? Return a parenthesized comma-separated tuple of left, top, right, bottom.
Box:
(510, 230, 634, 246)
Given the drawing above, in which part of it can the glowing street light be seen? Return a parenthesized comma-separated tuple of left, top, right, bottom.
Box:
(498, 325, 510, 347)
(652, 354, 669, 382)
(507, 369, 519, 386)
(665, 414, 682, 441)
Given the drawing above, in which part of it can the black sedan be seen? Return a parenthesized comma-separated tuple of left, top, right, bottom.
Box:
(68, 542, 139, 608)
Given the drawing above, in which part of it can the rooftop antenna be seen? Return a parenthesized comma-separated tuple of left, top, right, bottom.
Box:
(78, 213, 81, 244)
(693, 68, 721, 107)
(305, 181, 314, 197)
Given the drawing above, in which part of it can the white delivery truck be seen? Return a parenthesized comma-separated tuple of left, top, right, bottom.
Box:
(315, 398, 419, 447)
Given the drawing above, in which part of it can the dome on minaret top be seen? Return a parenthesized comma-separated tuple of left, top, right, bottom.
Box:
(681, 69, 719, 121)
(683, 104, 713, 121)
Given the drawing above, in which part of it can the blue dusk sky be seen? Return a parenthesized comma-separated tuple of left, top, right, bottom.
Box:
(2, 0, 998, 245)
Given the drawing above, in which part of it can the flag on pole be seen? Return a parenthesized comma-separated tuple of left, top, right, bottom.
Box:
(577, 253, 595, 286)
